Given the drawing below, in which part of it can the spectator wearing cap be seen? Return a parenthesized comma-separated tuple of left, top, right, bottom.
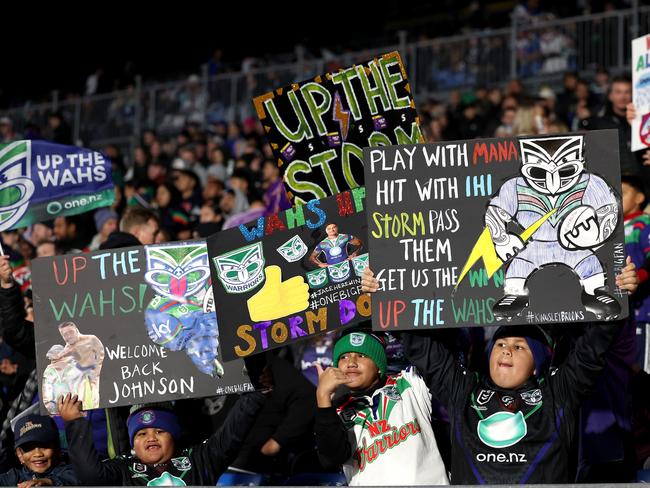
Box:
(537, 85, 557, 115)
(0, 256, 131, 466)
(89, 209, 119, 251)
(59, 385, 267, 484)
(314, 327, 449, 486)
(0, 414, 80, 485)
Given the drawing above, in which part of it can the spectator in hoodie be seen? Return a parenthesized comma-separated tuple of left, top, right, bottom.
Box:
(100, 207, 159, 250)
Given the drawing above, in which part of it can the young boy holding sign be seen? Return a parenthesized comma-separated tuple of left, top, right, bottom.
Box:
(58, 363, 268, 486)
(360, 261, 638, 484)
(314, 327, 449, 485)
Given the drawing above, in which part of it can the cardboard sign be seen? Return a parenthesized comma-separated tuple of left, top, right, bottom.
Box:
(253, 51, 421, 204)
(364, 130, 628, 330)
(0, 140, 114, 231)
(32, 241, 252, 413)
(632, 34, 650, 152)
(208, 188, 370, 360)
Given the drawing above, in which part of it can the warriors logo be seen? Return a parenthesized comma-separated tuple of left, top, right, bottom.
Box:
(520, 389, 542, 406)
(350, 332, 366, 347)
(383, 385, 401, 401)
(352, 253, 369, 277)
(306, 268, 328, 289)
(328, 260, 351, 283)
(277, 235, 308, 262)
(144, 242, 224, 378)
(519, 136, 584, 197)
(145, 243, 211, 301)
(0, 141, 35, 231)
(171, 457, 191, 471)
(213, 242, 265, 293)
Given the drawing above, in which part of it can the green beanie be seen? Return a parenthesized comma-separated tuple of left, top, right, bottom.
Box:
(333, 331, 387, 374)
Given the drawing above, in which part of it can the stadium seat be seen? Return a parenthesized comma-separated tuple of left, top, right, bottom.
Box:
(216, 472, 266, 486)
(637, 469, 650, 482)
(282, 472, 347, 486)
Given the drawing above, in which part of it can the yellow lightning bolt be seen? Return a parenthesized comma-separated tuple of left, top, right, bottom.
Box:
(455, 208, 557, 289)
(333, 92, 350, 141)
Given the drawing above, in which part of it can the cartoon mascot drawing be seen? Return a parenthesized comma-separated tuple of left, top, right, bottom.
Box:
(485, 134, 620, 320)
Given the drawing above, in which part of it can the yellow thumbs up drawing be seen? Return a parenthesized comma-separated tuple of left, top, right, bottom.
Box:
(247, 265, 310, 322)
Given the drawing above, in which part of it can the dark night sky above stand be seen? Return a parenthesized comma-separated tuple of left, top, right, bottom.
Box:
(2, 4, 390, 104)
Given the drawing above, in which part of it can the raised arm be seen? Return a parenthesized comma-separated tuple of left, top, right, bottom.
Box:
(552, 259, 638, 404)
(193, 392, 266, 476)
(0, 255, 35, 358)
(59, 394, 124, 486)
(264, 356, 316, 454)
(348, 235, 363, 259)
(360, 268, 474, 405)
(314, 362, 353, 469)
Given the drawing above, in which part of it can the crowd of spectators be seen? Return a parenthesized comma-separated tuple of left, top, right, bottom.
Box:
(0, 30, 648, 483)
